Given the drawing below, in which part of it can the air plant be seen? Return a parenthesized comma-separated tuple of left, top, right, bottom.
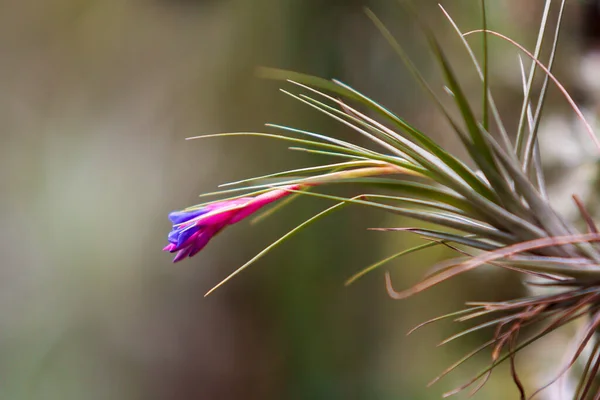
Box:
(165, 0, 600, 398)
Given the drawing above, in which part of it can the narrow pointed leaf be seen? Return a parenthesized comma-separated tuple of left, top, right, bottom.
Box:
(345, 241, 439, 285)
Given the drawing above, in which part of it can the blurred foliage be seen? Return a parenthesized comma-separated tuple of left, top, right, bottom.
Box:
(0, 1, 595, 399)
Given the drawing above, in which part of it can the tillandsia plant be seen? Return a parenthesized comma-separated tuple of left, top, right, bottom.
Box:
(165, 1, 600, 398)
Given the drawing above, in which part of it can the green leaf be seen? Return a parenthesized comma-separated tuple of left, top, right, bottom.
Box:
(478, 126, 599, 258)
(463, 29, 600, 153)
(515, 0, 552, 160)
(332, 79, 496, 200)
(282, 83, 543, 239)
(284, 188, 515, 242)
(282, 88, 412, 160)
(267, 125, 426, 174)
(188, 131, 371, 160)
(438, 3, 512, 152)
(287, 147, 369, 160)
(291, 84, 491, 194)
(345, 241, 439, 285)
(365, 7, 528, 214)
(204, 199, 353, 296)
(372, 227, 499, 251)
(363, 194, 469, 215)
(522, 0, 567, 171)
(364, 9, 499, 185)
(480, 0, 489, 133)
(257, 67, 361, 100)
(218, 160, 385, 188)
(422, 28, 522, 206)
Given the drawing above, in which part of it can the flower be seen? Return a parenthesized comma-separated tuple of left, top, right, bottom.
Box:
(163, 163, 411, 264)
(164, 184, 303, 262)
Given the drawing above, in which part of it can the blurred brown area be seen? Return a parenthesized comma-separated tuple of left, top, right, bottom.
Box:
(0, 1, 595, 399)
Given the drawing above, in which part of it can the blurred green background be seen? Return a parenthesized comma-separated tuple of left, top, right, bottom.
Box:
(1, 0, 597, 399)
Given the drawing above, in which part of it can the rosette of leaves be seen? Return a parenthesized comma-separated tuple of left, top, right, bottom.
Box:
(186, 1, 600, 397)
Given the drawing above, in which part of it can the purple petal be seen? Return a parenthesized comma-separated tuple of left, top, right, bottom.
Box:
(168, 227, 184, 244)
(172, 246, 193, 263)
(177, 225, 201, 247)
(167, 224, 199, 248)
(171, 228, 220, 262)
(187, 232, 214, 258)
(175, 229, 202, 250)
(164, 187, 301, 262)
(168, 208, 209, 224)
